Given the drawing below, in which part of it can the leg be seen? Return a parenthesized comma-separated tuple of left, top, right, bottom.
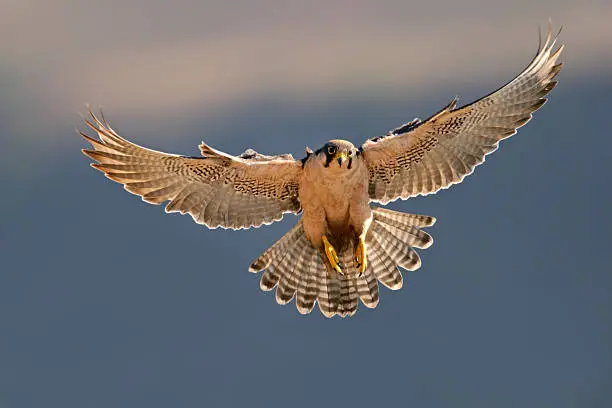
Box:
(301, 205, 343, 275)
(322, 235, 343, 274)
(349, 202, 372, 276)
(355, 236, 367, 275)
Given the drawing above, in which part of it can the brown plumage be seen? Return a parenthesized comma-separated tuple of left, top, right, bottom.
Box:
(80, 26, 563, 318)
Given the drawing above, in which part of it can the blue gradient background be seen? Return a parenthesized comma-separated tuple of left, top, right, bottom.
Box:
(1, 1, 611, 407)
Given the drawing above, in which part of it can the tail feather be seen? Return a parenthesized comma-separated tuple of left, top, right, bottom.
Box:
(371, 207, 436, 228)
(285, 236, 315, 305)
(372, 211, 434, 249)
(318, 268, 341, 318)
(249, 206, 435, 317)
(357, 262, 380, 308)
(296, 251, 319, 314)
(255, 225, 304, 292)
(367, 232, 404, 290)
(341, 273, 359, 317)
(275, 234, 308, 304)
(260, 269, 280, 291)
(372, 222, 422, 271)
(250, 222, 304, 272)
(337, 243, 359, 317)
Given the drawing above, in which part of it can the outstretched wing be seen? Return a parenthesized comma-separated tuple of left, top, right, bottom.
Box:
(361, 27, 564, 204)
(80, 111, 302, 229)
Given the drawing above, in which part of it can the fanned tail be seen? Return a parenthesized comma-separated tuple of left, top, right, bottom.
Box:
(365, 207, 435, 292)
(249, 207, 435, 318)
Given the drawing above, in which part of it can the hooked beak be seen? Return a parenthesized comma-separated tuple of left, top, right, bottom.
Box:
(334, 152, 348, 167)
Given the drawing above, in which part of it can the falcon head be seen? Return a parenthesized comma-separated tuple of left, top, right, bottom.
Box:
(309, 140, 360, 171)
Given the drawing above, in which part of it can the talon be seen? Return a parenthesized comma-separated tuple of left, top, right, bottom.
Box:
(355, 237, 367, 275)
(322, 235, 343, 274)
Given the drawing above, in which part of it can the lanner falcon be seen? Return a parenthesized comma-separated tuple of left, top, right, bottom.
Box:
(80, 27, 563, 318)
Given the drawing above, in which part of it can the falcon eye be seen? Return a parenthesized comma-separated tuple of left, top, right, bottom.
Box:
(327, 146, 337, 155)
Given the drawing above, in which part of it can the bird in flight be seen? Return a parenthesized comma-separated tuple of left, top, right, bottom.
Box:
(80, 27, 563, 318)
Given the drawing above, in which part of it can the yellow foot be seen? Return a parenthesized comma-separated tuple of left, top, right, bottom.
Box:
(355, 237, 367, 275)
(322, 235, 343, 274)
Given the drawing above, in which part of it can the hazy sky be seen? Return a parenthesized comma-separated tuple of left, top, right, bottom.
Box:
(2, 0, 612, 148)
(1, 1, 611, 407)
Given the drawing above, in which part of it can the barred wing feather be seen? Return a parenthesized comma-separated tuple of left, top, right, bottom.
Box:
(362, 27, 564, 204)
(80, 111, 302, 230)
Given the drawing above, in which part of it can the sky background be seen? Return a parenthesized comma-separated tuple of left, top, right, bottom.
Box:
(1, 0, 611, 407)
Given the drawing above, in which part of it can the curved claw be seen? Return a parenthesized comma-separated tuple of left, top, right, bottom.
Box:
(322, 235, 343, 274)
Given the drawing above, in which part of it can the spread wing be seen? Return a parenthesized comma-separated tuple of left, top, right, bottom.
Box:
(361, 27, 564, 204)
(80, 111, 302, 230)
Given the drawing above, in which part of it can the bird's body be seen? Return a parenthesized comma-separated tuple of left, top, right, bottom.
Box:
(80, 26, 564, 317)
(300, 140, 370, 261)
